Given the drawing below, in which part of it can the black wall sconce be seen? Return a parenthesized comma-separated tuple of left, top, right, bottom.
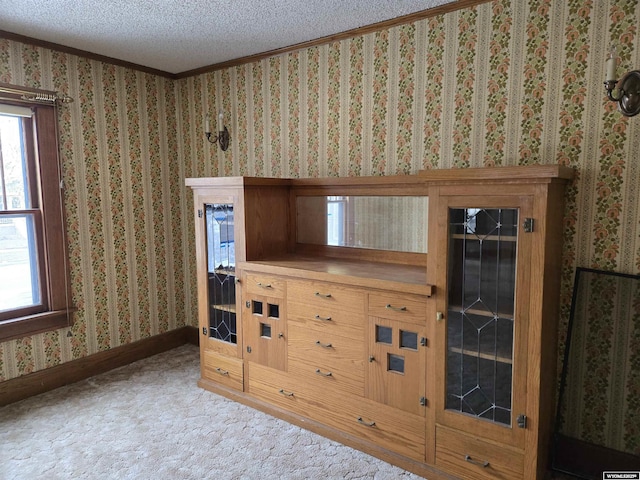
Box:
(205, 110, 230, 151)
(605, 45, 640, 117)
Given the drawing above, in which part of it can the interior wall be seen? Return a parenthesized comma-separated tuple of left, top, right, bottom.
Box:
(176, 0, 640, 453)
(0, 40, 188, 381)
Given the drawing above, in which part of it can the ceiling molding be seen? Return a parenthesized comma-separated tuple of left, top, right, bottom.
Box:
(175, 0, 491, 79)
(1, 0, 491, 80)
(0, 30, 175, 79)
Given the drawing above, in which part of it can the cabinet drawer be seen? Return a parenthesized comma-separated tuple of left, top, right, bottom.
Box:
(287, 280, 365, 314)
(368, 292, 428, 324)
(288, 324, 364, 372)
(246, 362, 304, 413)
(244, 273, 285, 298)
(202, 350, 244, 391)
(288, 357, 364, 397)
(288, 300, 364, 339)
(248, 363, 425, 462)
(435, 425, 524, 480)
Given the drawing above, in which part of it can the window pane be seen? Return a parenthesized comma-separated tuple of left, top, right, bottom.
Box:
(0, 214, 41, 312)
(0, 114, 30, 210)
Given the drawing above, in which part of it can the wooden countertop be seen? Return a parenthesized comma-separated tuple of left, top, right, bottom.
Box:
(239, 255, 433, 296)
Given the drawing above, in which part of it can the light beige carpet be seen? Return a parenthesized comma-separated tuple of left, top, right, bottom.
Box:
(0, 344, 422, 480)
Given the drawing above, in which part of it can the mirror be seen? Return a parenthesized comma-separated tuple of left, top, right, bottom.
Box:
(296, 196, 428, 253)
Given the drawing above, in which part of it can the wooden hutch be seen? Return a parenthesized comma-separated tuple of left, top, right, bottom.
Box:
(186, 165, 573, 480)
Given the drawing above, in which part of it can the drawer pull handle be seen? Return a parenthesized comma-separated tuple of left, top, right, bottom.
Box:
(386, 304, 407, 312)
(278, 389, 294, 397)
(357, 417, 376, 427)
(257, 282, 272, 288)
(314, 314, 332, 321)
(315, 340, 333, 349)
(315, 369, 333, 377)
(215, 367, 229, 376)
(464, 455, 489, 468)
(315, 292, 332, 298)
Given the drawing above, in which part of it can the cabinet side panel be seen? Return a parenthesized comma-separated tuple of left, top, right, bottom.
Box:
(244, 186, 290, 259)
(525, 183, 567, 479)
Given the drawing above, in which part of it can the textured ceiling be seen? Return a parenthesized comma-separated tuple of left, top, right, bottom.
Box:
(0, 0, 456, 74)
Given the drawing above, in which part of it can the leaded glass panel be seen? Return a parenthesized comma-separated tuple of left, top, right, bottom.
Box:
(205, 203, 237, 344)
(446, 207, 518, 427)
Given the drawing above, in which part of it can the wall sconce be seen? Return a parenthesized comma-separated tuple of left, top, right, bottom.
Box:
(205, 110, 230, 151)
(604, 45, 640, 117)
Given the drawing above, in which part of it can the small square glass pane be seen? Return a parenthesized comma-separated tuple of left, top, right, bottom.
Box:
(252, 301, 263, 315)
(400, 330, 418, 350)
(260, 323, 271, 338)
(388, 354, 405, 373)
(376, 325, 392, 344)
(268, 303, 279, 319)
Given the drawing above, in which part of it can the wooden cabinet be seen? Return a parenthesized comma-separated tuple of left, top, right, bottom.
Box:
(185, 177, 290, 389)
(242, 272, 287, 371)
(366, 291, 428, 416)
(426, 167, 572, 479)
(186, 165, 573, 480)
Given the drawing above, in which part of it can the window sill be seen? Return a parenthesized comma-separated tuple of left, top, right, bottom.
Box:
(0, 309, 76, 342)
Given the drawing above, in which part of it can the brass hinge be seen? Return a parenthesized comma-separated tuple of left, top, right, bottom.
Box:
(523, 218, 534, 233)
(202, 327, 207, 336)
(420, 337, 427, 347)
(198, 209, 203, 218)
(420, 397, 427, 407)
(517, 414, 527, 428)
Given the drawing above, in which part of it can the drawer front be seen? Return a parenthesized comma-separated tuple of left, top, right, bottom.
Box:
(288, 300, 364, 339)
(435, 425, 524, 480)
(244, 273, 285, 298)
(248, 363, 425, 462)
(368, 292, 428, 324)
(202, 350, 244, 391)
(288, 357, 364, 397)
(247, 362, 307, 415)
(288, 324, 364, 373)
(287, 280, 365, 314)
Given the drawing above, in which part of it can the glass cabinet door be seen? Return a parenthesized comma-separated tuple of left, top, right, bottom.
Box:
(440, 198, 531, 446)
(205, 203, 237, 345)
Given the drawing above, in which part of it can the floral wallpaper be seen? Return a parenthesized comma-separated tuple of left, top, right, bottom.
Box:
(1, 0, 639, 454)
(0, 41, 185, 378)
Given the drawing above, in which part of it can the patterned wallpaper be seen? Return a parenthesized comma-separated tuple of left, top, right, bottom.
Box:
(0, 41, 186, 379)
(0, 0, 638, 453)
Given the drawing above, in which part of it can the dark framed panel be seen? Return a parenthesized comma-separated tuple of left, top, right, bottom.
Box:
(552, 267, 640, 479)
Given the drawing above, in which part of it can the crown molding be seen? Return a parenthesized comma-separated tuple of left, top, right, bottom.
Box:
(1, 0, 491, 80)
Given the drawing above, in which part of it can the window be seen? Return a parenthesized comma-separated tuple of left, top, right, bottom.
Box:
(0, 96, 73, 341)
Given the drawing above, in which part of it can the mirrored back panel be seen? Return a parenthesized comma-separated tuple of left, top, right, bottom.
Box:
(296, 195, 428, 254)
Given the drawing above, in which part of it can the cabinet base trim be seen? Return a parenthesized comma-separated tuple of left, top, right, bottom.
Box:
(197, 379, 458, 480)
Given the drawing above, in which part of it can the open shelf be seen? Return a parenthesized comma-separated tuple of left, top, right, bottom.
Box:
(241, 254, 432, 296)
